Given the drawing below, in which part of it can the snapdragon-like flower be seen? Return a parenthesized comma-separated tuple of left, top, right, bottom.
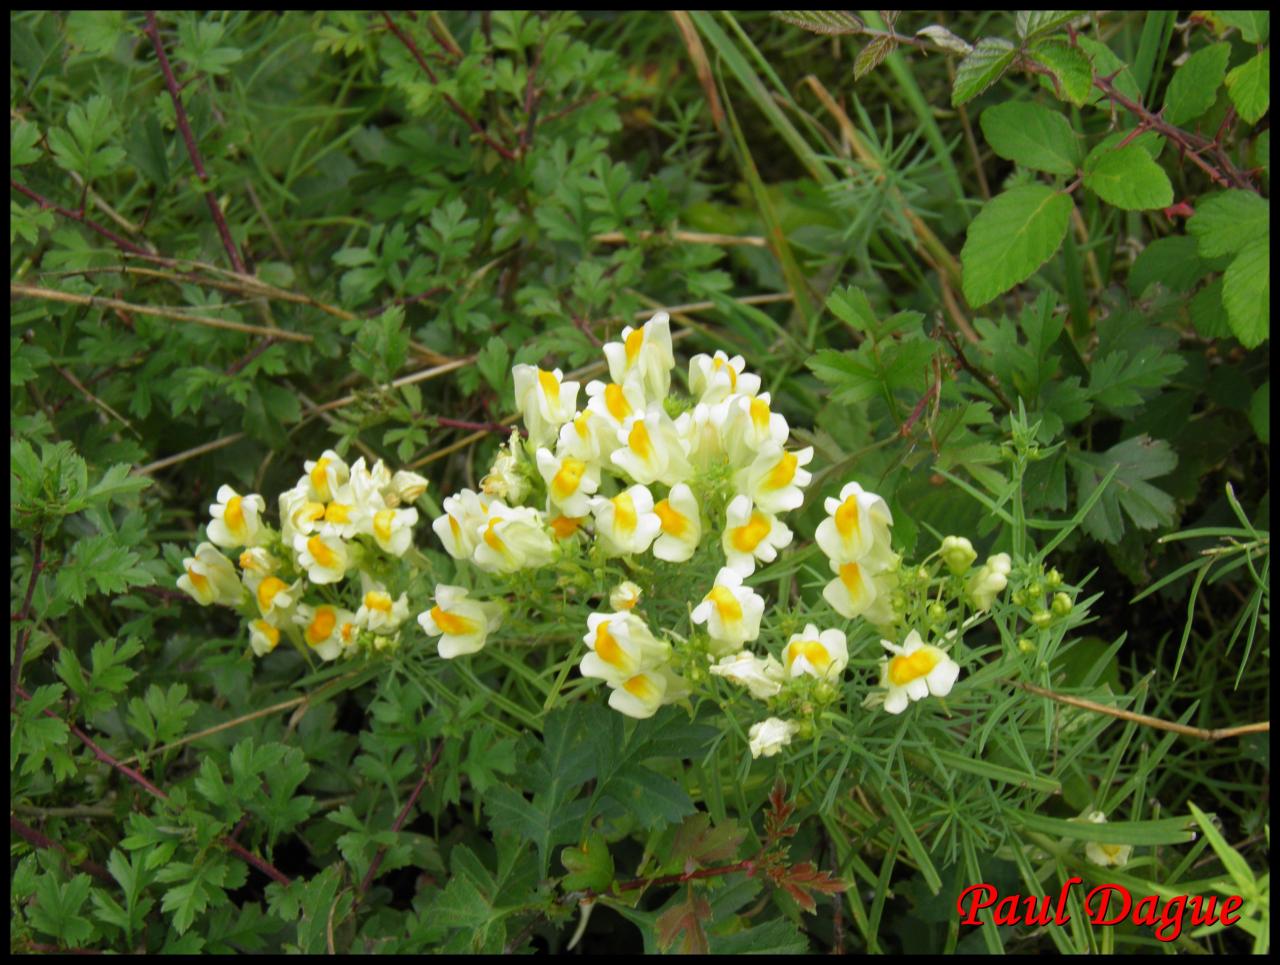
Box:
(652, 482, 701, 563)
(536, 447, 601, 518)
(609, 580, 643, 611)
(607, 669, 668, 719)
(591, 485, 661, 557)
(734, 443, 813, 514)
(722, 495, 793, 576)
(480, 431, 530, 503)
(207, 485, 266, 549)
(688, 350, 760, 405)
(295, 602, 357, 662)
(748, 717, 799, 758)
(815, 481, 894, 568)
(389, 469, 429, 505)
(874, 629, 960, 714)
(782, 624, 848, 680)
(822, 557, 880, 619)
(303, 450, 349, 503)
(513, 364, 579, 447)
(177, 542, 244, 606)
(556, 407, 613, 464)
(367, 506, 419, 557)
(432, 489, 491, 560)
(674, 402, 727, 472)
(718, 392, 789, 466)
(248, 619, 282, 657)
(316, 497, 363, 540)
(612, 405, 692, 486)
(967, 552, 1012, 611)
(1081, 811, 1133, 868)
(602, 312, 675, 400)
(579, 611, 671, 686)
(279, 484, 326, 545)
(691, 566, 765, 654)
(709, 650, 785, 699)
(254, 575, 302, 621)
(418, 585, 504, 658)
(472, 503, 556, 573)
(356, 582, 411, 634)
(347, 456, 391, 510)
(585, 375, 646, 440)
(237, 547, 280, 594)
(294, 532, 351, 584)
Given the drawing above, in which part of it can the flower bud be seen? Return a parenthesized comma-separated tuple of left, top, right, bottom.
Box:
(609, 580, 643, 611)
(1030, 609, 1052, 629)
(1017, 637, 1035, 653)
(1052, 592, 1073, 616)
(1045, 567, 1063, 588)
(927, 601, 947, 623)
(390, 470, 429, 504)
(940, 535, 977, 575)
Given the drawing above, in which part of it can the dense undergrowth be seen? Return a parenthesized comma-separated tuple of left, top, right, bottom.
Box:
(10, 11, 1270, 953)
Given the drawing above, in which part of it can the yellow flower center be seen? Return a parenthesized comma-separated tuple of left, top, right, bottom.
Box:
(430, 605, 476, 636)
(298, 501, 325, 525)
(374, 509, 395, 542)
(482, 516, 506, 551)
(307, 535, 339, 569)
(1099, 843, 1125, 860)
(712, 355, 738, 389)
(888, 647, 941, 686)
(310, 458, 332, 500)
(257, 576, 287, 611)
(574, 412, 591, 439)
(325, 502, 353, 524)
(612, 492, 637, 535)
(839, 561, 864, 595)
(787, 639, 830, 672)
(749, 396, 770, 428)
(364, 591, 393, 614)
(186, 566, 210, 593)
(835, 496, 861, 540)
(764, 451, 798, 490)
(448, 514, 462, 541)
(252, 620, 280, 649)
(708, 585, 742, 624)
(654, 499, 686, 536)
(238, 551, 257, 571)
(594, 621, 628, 669)
(604, 382, 631, 421)
(549, 515, 581, 539)
(224, 495, 246, 535)
(306, 607, 337, 645)
(552, 458, 587, 500)
(537, 368, 560, 401)
(341, 622, 357, 643)
(731, 512, 771, 552)
(623, 672, 658, 700)
(628, 419, 653, 461)
(624, 328, 644, 364)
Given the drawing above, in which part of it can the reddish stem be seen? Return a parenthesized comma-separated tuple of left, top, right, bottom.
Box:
(10, 815, 114, 884)
(436, 416, 515, 434)
(11, 178, 154, 257)
(358, 741, 442, 897)
(10, 532, 44, 712)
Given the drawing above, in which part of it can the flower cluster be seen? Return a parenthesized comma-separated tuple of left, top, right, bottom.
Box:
(177, 452, 426, 662)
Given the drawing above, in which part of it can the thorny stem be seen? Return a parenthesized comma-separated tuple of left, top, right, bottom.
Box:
(380, 12, 518, 161)
(12, 684, 292, 886)
(10, 532, 44, 712)
(144, 12, 248, 274)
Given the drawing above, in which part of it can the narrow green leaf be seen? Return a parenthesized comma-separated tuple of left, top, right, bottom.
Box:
(980, 100, 1081, 174)
(1006, 807, 1201, 845)
(961, 185, 1073, 305)
(1083, 143, 1174, 210)
(952, 37, 1017, 106)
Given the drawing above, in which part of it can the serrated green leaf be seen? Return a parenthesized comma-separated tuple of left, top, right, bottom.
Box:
(1216, 11, 1270, 43)
(1089, 347, 1187, 412)
(854, 34, 896, 80)
(1029, 38, 1093, 105)
(1016, 11, 1084, 39)
(953, 38, 1017, 106)
(773, 10, 864, 35)
(1162, 42, 1232, 125)
(1222, 236, 1269, 348)
(30, 873, 94, 947)
(961, 185, 1073, 305)
(1083, 143, 1173, 210)
(1077, 36, 1142, 106)
(1129, 235, 1209, 295)
(11, 119, 42, 167)
(1072, 435, 1178, 542)
(980, 100, 1081, 174)
(1225, 48, 1270, 125)
(1188, 190, 1269, 257)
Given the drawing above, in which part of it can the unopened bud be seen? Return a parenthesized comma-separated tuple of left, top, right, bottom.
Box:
(1030, 610, 1052, 629)
(1052, 592, 1073, 616)
(940, 535, 978, 575)
(1017, 637, 1035, 653)
(1045, 568, 1063, 588)
(927, 602, 947, 623)
(609, 580, 643, 611)
(390, 470, 429, 504)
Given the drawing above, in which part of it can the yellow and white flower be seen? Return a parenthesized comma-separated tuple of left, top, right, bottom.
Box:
(346, 456, 392, 510)
(967, 552, 1012, 611)
(688, 350, 760, 405)
(590, 485, 661, 557)
(513, 364, 579, 447)
(722, 495, 793, 576)
(652, 482, 701, 563)
(432, 488, 492, 560)
(875, 629, 960, 714)
(207, 485, 266, 549)
(471, 502, 556, 573)
(556, 407, 613, 464)
(718, 392, 789, 466)
(815, 481, 894, 568)
(584, 375, 646, 440)
(418, 584, 504, 658)
(607, 669, 668, 719)
(579, 611, 671, 686)
(389, 469, 429, 505)
(316, 497, 363, 540)
(248, 619, 282, 657)
(609, 580, 643, 611)
(822, 557, 880, 619)
(691, 566, 765, 654)
(253, 575, 301, 621)
(1081, 811, 1133, 868)
(536, 447, 601, 518)
(293, 531, 351, 584)
(673, 402, 727, 472)
(709, 650, 785, 699)
(177, 542, 244, 606)
(356, 583, 411, 634)
(748, 717, 799, 759)
(480, 431, 531, 503)
(294, 602, 357, 662)
(611, 405, 692, 486)
(278, 484, 326, 545)
(734, 443, 813, 514)
(303, 449, 349, 503)
(366, 506, 419, 557)
(236, 547, 280, 594)
(781, 624, 848, 680)
(602, 311, 675, 400)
